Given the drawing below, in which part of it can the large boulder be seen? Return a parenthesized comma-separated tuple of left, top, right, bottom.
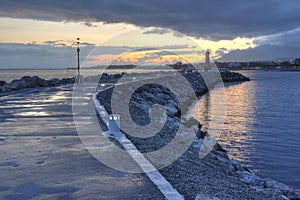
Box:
(32, 76, 50, 87)
(59, 77, 75, 84)
(1, 76, 51, 92)
(12, 76, 44, 88)
(0, 75, 77, 93)
(49, 78, 60, 86)
(0, 80, 6, 87)
(221, 71, 250, 82)
(9, 76, 33, 90)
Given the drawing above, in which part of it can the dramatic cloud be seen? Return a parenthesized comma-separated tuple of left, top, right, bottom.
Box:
(0, 42, 196, 69)
(215, 48, 228, 58)
(217, 45, 300, 62)
(143, 28, 173, 35)
(0, 43, 93, 69)
(129, 44, 190, 51)
(254, 28, 300, 47)
(0, 0, 300, 40)
(43, 40, 66, 46)
(82, 21, 98, 28)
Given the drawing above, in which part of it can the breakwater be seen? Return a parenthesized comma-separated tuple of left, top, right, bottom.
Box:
(96, 71, 299, 200)
(0, 69, 249, 94)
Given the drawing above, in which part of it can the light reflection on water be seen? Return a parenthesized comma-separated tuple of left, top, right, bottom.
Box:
(190, 81, 256, 165)
(189, 70, 300, 188)
(15, 111, 49, 117)
(0, 88, 72, 118)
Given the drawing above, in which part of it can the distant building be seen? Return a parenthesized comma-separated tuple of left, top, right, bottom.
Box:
(228, 62, 241, 69)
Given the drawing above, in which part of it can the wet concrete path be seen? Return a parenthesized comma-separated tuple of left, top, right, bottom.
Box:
(0, 85, 164, 199)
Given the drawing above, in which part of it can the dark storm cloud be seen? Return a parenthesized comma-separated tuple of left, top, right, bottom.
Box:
(0, 0, 300, 40)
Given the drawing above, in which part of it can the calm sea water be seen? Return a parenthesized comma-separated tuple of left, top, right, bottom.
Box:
(0, 69, 167, 83)
(190, 70, 300, 188)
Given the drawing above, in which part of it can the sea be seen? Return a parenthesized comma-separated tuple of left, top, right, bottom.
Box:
(1, 69, 299, 188)
(0, 68, 171, 83)
(190, 70, 300, 188)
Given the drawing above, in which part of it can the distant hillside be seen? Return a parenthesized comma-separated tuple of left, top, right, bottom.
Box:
(217, 45, 300, 62)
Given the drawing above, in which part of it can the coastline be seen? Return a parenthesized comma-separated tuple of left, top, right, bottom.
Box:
(96, 70, 299, 199)
(0, 69, 249, 94)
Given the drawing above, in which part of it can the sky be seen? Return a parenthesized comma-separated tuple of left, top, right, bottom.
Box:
(0, 0, 300, 69)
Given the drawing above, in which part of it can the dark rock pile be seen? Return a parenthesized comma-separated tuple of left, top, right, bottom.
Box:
(0, 80, 6, 87)
(0, 76, 75, 93)
(221, 71, 250, 82)
(0, 72, 129, 94)
(0, 70, 250, 94)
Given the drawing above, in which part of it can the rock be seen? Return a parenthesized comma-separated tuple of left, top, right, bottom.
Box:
(182, 117, 201, 129)
(96, 70, 300, 200)
(60, 77, 71, 84)
(0, 80, 6, 86)
(196, 130, 207, 139)
(214, 143, 226, 152)
(0, 76, 78, 93)
(279, 195, 289, 200)
(195, 194, 221, 200)
(237, 171, 265, 187)
(8, 77, 29, 90)
(221, 71, 250, 82)
(32, 76, 50, 87)
(174, 110, 181, 118)
(0, 76, 49, 92)
(49, 78, 60, 86)
(264, 178, 292, 191)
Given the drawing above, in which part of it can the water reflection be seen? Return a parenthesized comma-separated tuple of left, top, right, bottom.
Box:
(189, 79, 257, 167)
(190, 71, 300, 188)
(15, 111, 49, 117)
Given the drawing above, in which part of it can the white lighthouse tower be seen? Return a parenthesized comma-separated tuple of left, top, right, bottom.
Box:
(204, 50, 211, 71)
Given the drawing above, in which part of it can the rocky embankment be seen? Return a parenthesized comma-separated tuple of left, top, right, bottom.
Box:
(0, 69, 249, 94)
(0, 80, 6, 87)
(0, 73, 123, 93)
(97, 71, 299, 200)
(0, 76, 75, 93)
(221, 71, 250, 82)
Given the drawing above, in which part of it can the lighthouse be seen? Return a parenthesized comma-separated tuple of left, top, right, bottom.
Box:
(204, 50, 211, 71)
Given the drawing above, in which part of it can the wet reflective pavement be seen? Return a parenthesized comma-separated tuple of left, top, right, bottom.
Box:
(0, 85, 164, 199)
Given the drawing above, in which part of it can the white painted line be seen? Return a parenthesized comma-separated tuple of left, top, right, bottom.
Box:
(92, 88, 184, 200)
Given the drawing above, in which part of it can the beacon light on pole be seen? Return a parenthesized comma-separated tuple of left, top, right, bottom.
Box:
(76, 37, 84, 83)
